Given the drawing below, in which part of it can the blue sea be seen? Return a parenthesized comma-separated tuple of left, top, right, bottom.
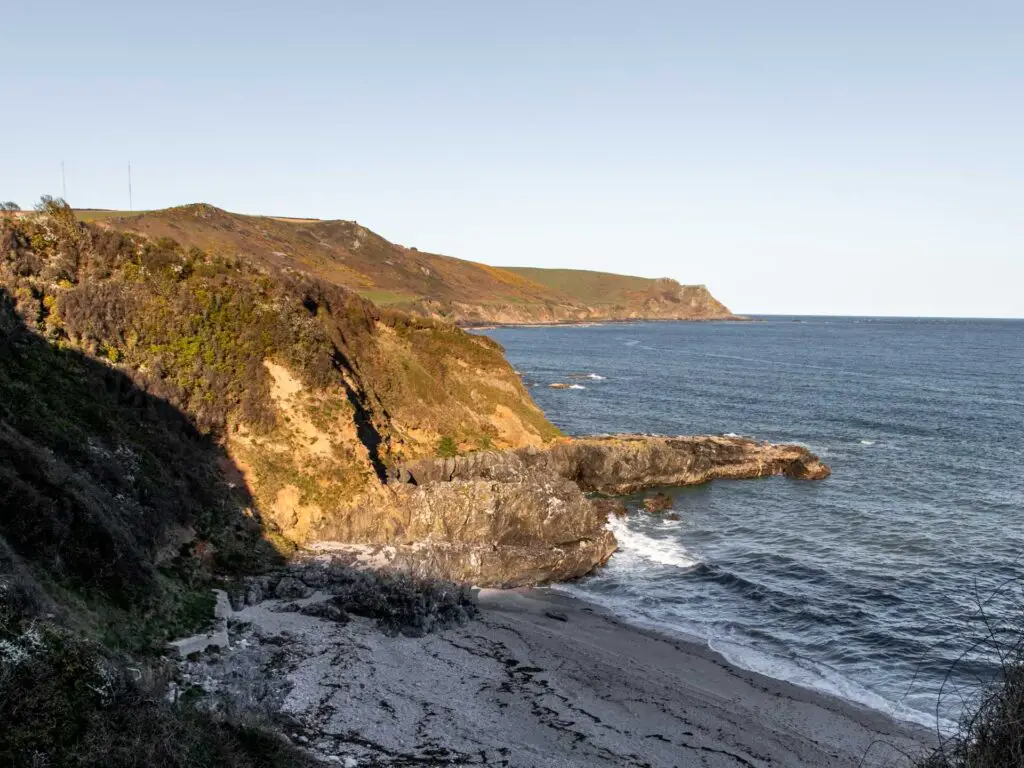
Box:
(482, 317, 1024, 729)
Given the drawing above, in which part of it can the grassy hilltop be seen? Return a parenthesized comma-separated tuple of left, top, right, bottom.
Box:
(78, 204, 736, 325)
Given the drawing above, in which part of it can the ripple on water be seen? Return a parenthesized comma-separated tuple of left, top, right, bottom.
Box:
(484, 318, 1024, 728)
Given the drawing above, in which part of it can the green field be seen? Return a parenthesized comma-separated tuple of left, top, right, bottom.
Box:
(500, 266, 662, 305)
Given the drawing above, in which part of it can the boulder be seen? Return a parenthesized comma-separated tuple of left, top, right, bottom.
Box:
(318, 468, 616, 588)
(167, 589, 232, 658)
(244, 579, 264, 606)
(643, 493, 673, 513)
(592, 498, 629, 518)
(274, 576, 314, 599)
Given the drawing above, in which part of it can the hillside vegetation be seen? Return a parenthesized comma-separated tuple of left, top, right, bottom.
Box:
(0, 197, 566, 764)
(503, 266, 732, 320)
(5, 199, 556, 538)
(85, 204, 736, 324)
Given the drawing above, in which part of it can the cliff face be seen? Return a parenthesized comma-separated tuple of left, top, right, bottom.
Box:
(358, 435, 828, 585)
(0, 203, 818, 595)
(88, 205, 738, 325)
(487, 269, 736, 324)
(0, 202, 564, 592)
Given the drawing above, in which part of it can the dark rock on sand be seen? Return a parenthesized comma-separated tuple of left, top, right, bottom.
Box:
(275, 577, 315, 600)
(259, 563, 479, 637)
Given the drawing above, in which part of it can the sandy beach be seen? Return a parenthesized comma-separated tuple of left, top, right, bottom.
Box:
(216, 587, 935, 767)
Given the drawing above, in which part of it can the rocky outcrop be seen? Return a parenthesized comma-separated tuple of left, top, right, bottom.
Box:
(643, 493, 674, 513)
(315, 468, 617, 588)
(399, 434, 830, 496)
(378, 434, 828, 586)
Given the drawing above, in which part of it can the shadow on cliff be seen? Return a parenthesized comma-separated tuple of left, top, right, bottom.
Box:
(0, 287, 285, 632)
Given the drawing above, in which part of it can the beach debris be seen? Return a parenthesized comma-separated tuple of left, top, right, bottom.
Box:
(544, 610, 569, 622)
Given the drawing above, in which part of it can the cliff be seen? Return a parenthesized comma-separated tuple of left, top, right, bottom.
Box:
(82, 204, 738, 324)
(495, 268, 735, 323)
(0, 200, 561, 580)
(0, 200, 827, 765)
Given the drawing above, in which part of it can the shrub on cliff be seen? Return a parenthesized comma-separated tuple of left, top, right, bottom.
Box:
(0, 607, 317, 768)
(437, 435, 459, 458)
(915, 584, 1024, 768)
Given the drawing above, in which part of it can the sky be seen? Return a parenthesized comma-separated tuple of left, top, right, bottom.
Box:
(2, 1, 1021, 317)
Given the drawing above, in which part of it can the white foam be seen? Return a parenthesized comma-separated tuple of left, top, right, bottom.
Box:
(587, 373, 607, 380)
(623, 340, 640, 346)
(859, 439, 876, 445)
(707, 637, 955, 732)
(723, 432, 742, 438)
(605, 515, 700, 569)
(554, 576, 954, 733)
(568, 384, 586, 390)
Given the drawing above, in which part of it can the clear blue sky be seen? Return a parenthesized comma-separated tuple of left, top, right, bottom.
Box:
(3, 1, 1021, 317)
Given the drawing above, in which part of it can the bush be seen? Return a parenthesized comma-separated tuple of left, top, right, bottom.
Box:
(436, 435, 458, 458)
(0, 618, 318, 768)
(915, 582, 1024, 767)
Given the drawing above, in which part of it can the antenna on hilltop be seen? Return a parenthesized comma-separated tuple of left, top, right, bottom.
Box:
(128, 161, 133, 212)
(61, 161, 66, 200)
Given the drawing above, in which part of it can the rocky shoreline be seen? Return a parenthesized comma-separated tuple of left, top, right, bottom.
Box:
(162, 437, 844, 765)
(310, 435, 829, 587)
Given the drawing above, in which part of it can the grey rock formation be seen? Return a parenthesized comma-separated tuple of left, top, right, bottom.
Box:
(355, 434, 830, 588)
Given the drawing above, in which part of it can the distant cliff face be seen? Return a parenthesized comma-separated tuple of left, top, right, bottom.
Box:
(88, 205, 737, 325)
(435, 282, 735, 325)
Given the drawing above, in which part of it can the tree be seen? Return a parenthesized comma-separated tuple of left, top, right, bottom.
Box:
(0, 201, 19, 213)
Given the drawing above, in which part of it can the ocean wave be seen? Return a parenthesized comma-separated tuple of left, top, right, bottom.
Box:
(707, 637, 955, 732)
(606, 516, 700, 569)
(569, 384, 586, 390)
(860, 439, 876, 445)
(587, 373, 607, 380)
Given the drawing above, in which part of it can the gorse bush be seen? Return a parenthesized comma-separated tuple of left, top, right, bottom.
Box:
(437, 435, 459, 458)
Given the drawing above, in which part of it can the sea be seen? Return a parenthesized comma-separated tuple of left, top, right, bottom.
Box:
(481, 317, 1024, 730)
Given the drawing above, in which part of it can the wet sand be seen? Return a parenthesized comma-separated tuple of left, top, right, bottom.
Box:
(232, 587, 935, 766)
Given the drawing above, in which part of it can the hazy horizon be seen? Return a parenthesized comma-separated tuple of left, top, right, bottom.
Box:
(3, 1, 1021, 318)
